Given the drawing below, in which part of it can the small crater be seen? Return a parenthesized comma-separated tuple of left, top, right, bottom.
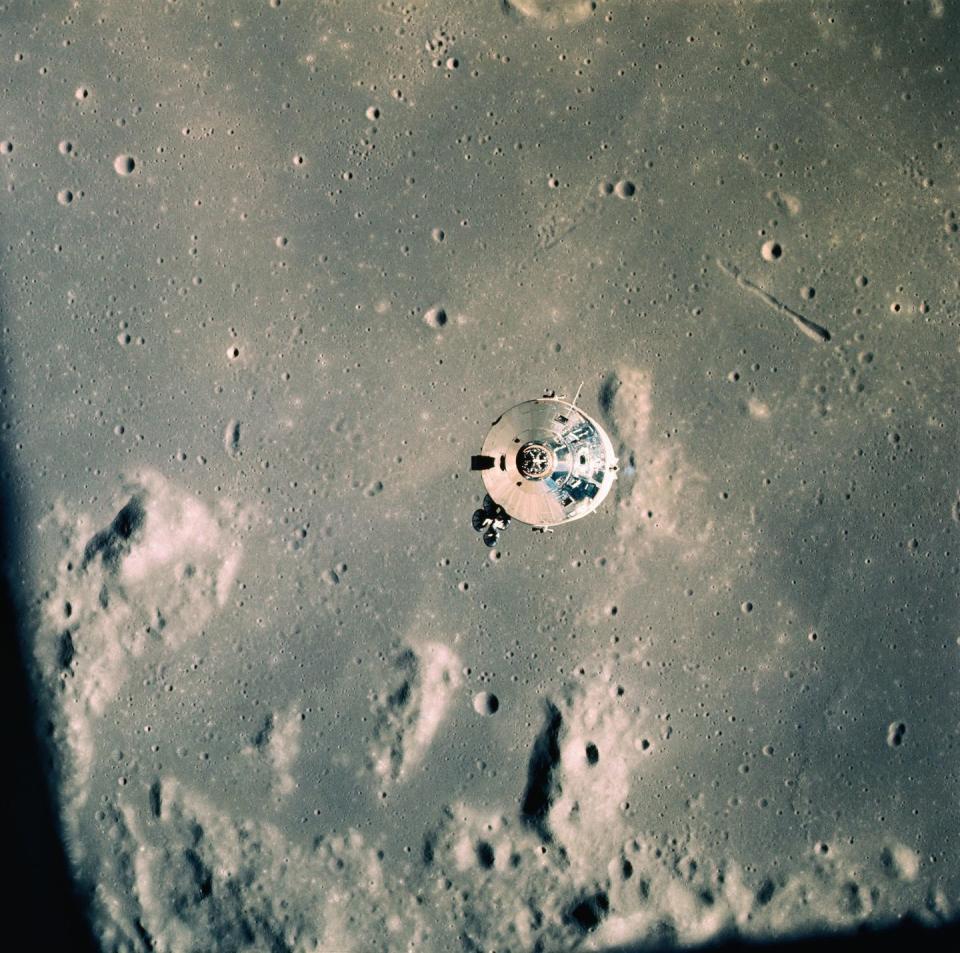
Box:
(113, 154, 136, 176)
(476, 840, 495, 869)
(422, 832, 436, 865)
(224, 419, 241, 458)
(473, 691, 499, 715)
(886, 721, 906, 747)
(841, 881, 863, 916)
(149, 780, 162, 819)
(564, 891, 609, 933)
(761, 240, 782, 261)
(57, 630, 75, 671)
(756, 878, 775, 905)
(423, 306, 448, 328)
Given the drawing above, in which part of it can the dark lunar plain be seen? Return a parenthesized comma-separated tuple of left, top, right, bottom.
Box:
(3, 1, 959, 951)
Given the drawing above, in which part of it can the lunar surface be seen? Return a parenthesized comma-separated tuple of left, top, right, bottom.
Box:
(2, 1, 958, 951)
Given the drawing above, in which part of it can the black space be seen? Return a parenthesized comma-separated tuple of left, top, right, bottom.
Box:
(5, 557, 97, 949)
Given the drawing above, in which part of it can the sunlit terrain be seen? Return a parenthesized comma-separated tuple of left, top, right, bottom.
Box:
(2, 1, 958, 950)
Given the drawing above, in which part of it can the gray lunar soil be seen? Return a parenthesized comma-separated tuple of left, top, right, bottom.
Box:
(2, 1, 959, 951)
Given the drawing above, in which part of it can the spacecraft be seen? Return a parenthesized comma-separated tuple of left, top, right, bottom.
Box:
(470, 388, 619, 546)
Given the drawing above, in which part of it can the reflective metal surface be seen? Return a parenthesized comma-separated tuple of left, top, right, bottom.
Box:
(476, 397, 618, 527)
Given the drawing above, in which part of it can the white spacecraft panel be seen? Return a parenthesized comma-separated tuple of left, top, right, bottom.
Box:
(478, 398, 618, 527)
